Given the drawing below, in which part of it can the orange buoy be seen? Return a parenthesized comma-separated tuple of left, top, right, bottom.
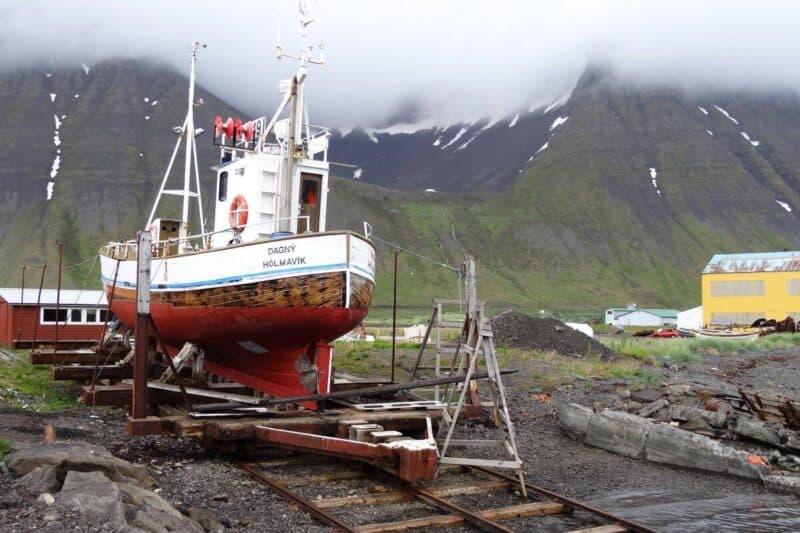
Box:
(228, 194, 249, 229)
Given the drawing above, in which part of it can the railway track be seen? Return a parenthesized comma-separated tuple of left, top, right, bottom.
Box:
(237, 455, 656, 532)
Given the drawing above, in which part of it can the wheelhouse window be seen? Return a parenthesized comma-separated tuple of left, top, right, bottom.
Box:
(218, 171, 228, 202)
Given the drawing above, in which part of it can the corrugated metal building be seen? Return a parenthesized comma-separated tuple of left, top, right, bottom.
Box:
(702, 251, 800, 326)
(604, 307, 679, 327)
(0, 288, 109, 347)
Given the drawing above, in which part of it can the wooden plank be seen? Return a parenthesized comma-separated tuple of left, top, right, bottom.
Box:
(355, 501, 564, 532)
(565, 525, 627, 533)
(32, 352, 125, 365)
(317, 480, 509, 509)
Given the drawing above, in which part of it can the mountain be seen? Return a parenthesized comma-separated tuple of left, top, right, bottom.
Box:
(2, 60, 800, 319)
(0, 59, 242, 288)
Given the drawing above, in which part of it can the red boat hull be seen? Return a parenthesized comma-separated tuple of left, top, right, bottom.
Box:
(107, 272, 373, 407)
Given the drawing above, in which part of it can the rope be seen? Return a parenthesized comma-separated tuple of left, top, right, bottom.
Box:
(372, 235, 461, 273)
(23, 254, 98, 272)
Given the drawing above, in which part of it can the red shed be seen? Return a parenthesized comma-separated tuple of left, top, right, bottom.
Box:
(0, 288, 110, 348)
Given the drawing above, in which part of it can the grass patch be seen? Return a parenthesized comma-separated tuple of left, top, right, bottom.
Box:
(0, 437, 12, 462)
(497, 348, 661, 391)
(605, 333, 800, 364)
(0, 360, 79, 412)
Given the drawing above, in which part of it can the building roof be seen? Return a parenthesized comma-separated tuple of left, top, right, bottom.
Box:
(0, 288, 107, 306)
(640, 308, 680, 319)
(703, 252, 800, 274)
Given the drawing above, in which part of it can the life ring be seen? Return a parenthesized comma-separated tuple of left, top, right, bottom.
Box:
(228, 194, 249, 229)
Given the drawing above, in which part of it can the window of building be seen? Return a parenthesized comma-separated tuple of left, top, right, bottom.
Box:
(710, 312, 764, 326)
(41, 308, 67, 324)
(787, 279, 800, 295)
(710, 280, 765, 297)
(86, 309, 97, 323)
(69, 309, 83, 323)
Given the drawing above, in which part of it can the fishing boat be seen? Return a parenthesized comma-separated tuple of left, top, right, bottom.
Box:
(99, 9, 375, 405)
(691, 329, 760, 341)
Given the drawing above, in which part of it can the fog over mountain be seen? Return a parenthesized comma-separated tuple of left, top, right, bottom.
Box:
(5, 1, 800, 127)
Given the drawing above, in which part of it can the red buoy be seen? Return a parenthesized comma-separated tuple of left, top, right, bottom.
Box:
(233, 117, 243, 139)
(243, 121, 254, 142)
(213, 116, 223, 137)
(223, 117, 234, 137)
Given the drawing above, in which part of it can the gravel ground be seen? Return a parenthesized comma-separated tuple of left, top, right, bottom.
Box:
(2, 345, 799, 531)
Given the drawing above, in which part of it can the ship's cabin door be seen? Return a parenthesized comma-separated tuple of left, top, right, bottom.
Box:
(299, 173, 321, 233)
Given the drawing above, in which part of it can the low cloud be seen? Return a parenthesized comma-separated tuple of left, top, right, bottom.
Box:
(4, 1, 800, 126)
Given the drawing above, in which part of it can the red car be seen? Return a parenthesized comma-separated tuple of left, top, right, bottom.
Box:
(649, 328, 682, 338)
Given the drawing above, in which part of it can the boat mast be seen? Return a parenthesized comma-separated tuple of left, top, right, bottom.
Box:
(180, 43, 199, 245)
(146, 41, 206, 250)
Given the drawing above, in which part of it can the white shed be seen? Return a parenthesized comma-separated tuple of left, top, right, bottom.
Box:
(613, 310, 664, 327)
(677, 306, 703, 331)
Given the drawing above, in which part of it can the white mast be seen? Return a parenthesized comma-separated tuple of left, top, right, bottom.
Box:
(147, 41, 206, 251)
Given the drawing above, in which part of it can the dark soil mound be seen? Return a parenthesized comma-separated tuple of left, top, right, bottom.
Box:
(491, 309, 616, 360)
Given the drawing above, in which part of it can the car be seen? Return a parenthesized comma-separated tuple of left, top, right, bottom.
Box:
(649, 328, 682, 338)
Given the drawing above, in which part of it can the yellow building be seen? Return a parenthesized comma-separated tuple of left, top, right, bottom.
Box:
(702, 252, 800, 326)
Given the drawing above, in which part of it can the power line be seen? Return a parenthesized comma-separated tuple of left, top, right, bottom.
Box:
(372, 235, 461, 274)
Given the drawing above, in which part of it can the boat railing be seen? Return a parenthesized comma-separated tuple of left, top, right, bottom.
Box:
(101, 216, 312, 259)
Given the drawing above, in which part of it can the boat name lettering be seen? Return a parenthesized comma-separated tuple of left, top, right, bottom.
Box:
(262, 257, 307, 268)
(268, 244, 296, 255)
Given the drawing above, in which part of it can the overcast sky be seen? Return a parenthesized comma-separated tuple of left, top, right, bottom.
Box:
(5, 1, 800, 127)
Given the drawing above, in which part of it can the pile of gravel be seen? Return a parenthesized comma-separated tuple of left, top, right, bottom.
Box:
(490, 309, 616, 360)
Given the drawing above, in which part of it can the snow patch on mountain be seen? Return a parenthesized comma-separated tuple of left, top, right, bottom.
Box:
(81, 62, 90, 75)
(373, 119, 441, 135)
(53, 115, 62, 129)
(45, 73, 52, 78)
(457, 120, 497, 150)
(50, 155, 61, 179)
(432, 136, 442, 147)
(366, 129, 378, 143)
(714, 105, 739, 125)
(353, 168, 363, 179)
(46, 182, 54, 201)
(53, 133, 61, 147)
(441, 127, 467, 149)
(697, 105, 708, 115)
(144, 97, 149, 103)
(49, 93, 56, 103)
(508, 113, 519, 128)
(536, 142, 549, 153)
(740, 131, 760, 147)
(150, 100, 158, 106)
(543, 88, 573, 114)
(649, 167, 662, 197)
(74, 94, 79, 98)
(706, 130, 713, 136)
(549, 116, 568, 131)
(776, 200, 792, 212)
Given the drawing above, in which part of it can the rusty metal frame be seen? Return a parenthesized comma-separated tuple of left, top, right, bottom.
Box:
(254, 426, 438, 483)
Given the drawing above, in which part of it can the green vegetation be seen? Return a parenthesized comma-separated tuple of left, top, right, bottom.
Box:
(0, 359, 79, 412)
(496, 348, 660, 391)
(0, 438, 12, 462)
(605, 334, 800, 364)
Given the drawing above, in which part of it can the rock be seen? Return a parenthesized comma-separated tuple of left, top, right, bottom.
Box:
(630, 388, 661, 404)
(763, 475, 800, 496)
(36, 493, 56, 506)
(118, 482, 204, 533)
(624, 401, 643, 413)
(645, 423, 768, 479)
(681, 417, 713, 433)
(584, 410, 652, 459)
(57, 470, 128, 531)
(17, 464, 61, 495)
(618, 390, 631, 399)
(6, 441, 147, 483)
(43, 520, 63, 530)
(669, 404, 729, 428)
(188, 507, 225, 533)
(211, 493, 229, 502)
(43, 511, 59, 522)
(638, 399, 668, 418)
(559, 403, 594, 441)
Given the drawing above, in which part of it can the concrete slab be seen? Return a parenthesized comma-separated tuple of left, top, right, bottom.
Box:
(584, 410, 651, 459)
(559, 403, 594, 441)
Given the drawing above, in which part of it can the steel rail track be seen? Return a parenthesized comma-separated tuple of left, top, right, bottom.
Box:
(237, 461, 358, 532)
(470, 466, 657, 533)
(236, 458, 658, 533)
